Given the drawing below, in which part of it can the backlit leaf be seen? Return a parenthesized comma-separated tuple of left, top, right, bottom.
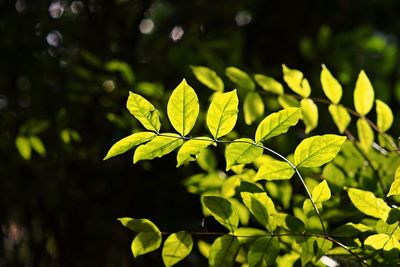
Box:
(364, 234, 390, 250)
(176, 137, 213, 167)
(254, 74, 284, 95)
(328, 104, 351, 134)
(294, 134, 347, 168)
(225, 67, 255, 91)
(162, 231, 193, 267)
(255, 108, 302, 143)
(191, 65, 224, 92)
(248, 236, 280, 267)
(320, 65, 342, 104)
(271, 213, 305, 233)
(167, 79, 199, 136)
(29, 136, 46, 156)
(104, 132, 156, 160)
(347, 188, 390, 220)
(277, 94, 300, 108)
(134, 133, 184, 163)
(225, 138, 263, 170)
(376, 99, 393, 133)
(207, 90, 239, 139)
(209, 235, 240, 267)
(300, 98, 318, 134)
(243, 92, 264, 125)
(282, 65, 310, 98)
(311, 180, 331, 203)
(127, 92, 161, 132)
(16, 136, 31, 160)
(354, 70, 375, 116)
(202, 196, 239, 232)
(357, 118, 374, 152)
(254, 159, 295, 181)
(387, 166, 400, 197)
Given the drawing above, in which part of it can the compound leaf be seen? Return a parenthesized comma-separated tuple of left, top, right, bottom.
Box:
(29, 136, 46, 156)
(254, 159, 295, 181)
(225, 67, 255, 91)
(243, 92, 264, 125)
(191, 65, 224, 92)
(376, 99, 393, 133)
(282, 65, 310, 97)
(354, 70, 374, 116)
(320, 65, 342, 104)
(16, 136, 31, 160)
(248, 236, 280, 267)
(357, 118, 374, 152)
(104, 132, 156, 160)
(387, 166, 400, 197)
(202, 196, 239, 232)
(312, 180, 331, 203)
(364, 234, 390, 250)
(254, 74, 284, 95)
(127, 92, 161, 132)
(209, 235, 240, 267)
(300, 98, 318, 134)
(328, 104, 351, 134)
(347, 188, 390, 220)
(162, 231, 193, 267)
(176, 137, 213, 167)
(225, 138, 263, 170)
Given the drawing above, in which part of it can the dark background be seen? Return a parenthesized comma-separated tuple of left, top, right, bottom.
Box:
(1, 0, 400, 266)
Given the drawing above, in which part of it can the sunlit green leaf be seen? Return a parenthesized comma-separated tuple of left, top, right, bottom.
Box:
(243, 92, 264, 125)
(127, 92, 161, 132)
(248, 236, 280, 267)
(328, 104, 351, 134)
(271, 213, 305, 233)
(176, 137, 213, 167)
(311, 180, 331, 203)
(376, 99, 393, 133)
(29, 136, 46, 156)
(300, 98, 318, 133)
(209, 235, 240, 267)
(191, 65, 224, 91)
(320, 65, 342, 104)
(225, 138, 263, 170)
(364, 234, 390, 250)
(207, 90, 239, 139)
(202, 196, 239, 232)
(225, 67, 255, 91)
(255, 108, 302, 143)
(354, 70, 375, 116)
(331, 223, 372, 238)
(282, 64, 310, 97)
(254, 159, 295, 181)
(357, 118, 374, 152)
(198, 240, 211, 258)
(16, 136, 31, 160)
(294, 134, 347, 168)
(254, 74, 284, 95)
(134, 134, 184, 163)
(387, 166, 400, 197)
(322, 163, 346, 192)
(347, 188, 390, 220)
(277, 94, 300, 108)
(104, 132, 156, 160)
(162, 231, 193, 267)
(167, 79, 199, 136)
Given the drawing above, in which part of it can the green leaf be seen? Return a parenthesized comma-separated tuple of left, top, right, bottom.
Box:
(282, 64, 310, 98)
(29, 136, 46, 156)
(254, 74, 284, 95)
(248, 236, 280, 267)
(133, 134, 184, 163)
(105, 60, 135, 84)
(16, 136, 31, 160)
(300, 98, 318, 134)
(176, 137, 213, 167)
(209, 235, 240, 267)
(225, 138, 263, 170)
(118, 217, 160, 232)
(320, 65, 342, 104)
(167, 79, 200, 136)
(225, 66, 255, 91)
(127, 92, 161, 132)
(376, 99, 393, 133)
(311, 180, 331, 203)
(331, 223, 372, 238)
(387, 166, 400, 197)
(190, 65, 224, 92)
(328, 104, 351, 134)
(277, 94, 300, 108)
(206, 90, 239, 139)
(294, 134, 347, 168)
(347, 188, 390, 220)
(354, 70, 375, 116)
(271, 213, 305, 233)
(162, 231, 193, 267)
(202, 196, 239, 232)
(243, 92, 264, 125)
(254, 159, 295, 181)
(357, 118, 374, 152)
(364, 234, 390, 250)
(255, 108, 302, 143)
(104, 132, 156, 160)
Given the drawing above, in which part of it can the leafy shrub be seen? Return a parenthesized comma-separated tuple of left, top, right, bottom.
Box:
(104, 65, 400, 267)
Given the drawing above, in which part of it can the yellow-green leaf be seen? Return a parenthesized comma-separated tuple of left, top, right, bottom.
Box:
(311, 180, 331, 203)
(29, 136, 46, 156)
(254, 74, 284, 95)
(206, 90, 239, 139)
(225, 66, 255, 91)
(162, 231, 193, 267)
(16, 136, 31, 160)
(320, 65, 342, 104)
(191, 65, 224, 92)
(282, 65, 310, 98)
(167, 79, 199, 136)
(209, 235, 240, 267)
(225, 138, 263, 170)
(364, 234, 390, 250)
(104, 132, 156, 160)
(133, 133, 184, 163)
(248, 236, 280, 267)
(127, 92, 161, 132)
(294, 134, 347, 168)
(243, 92, 264, 125)
(328, 104, 351, 134)
(347, 188, 390, 220)
(255, 108, 302, 143)
(354, 70, 375, 116)
(357, 118, 374, 152)
(277, 94, 300, 108)
(387, 166, 400, 197)
(202, 196, 239, 232)
(176, 137, 213, 167)
(254, 159, 295, 181)
(376, 99, 393, 133)
(300, 98, 318, 134)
